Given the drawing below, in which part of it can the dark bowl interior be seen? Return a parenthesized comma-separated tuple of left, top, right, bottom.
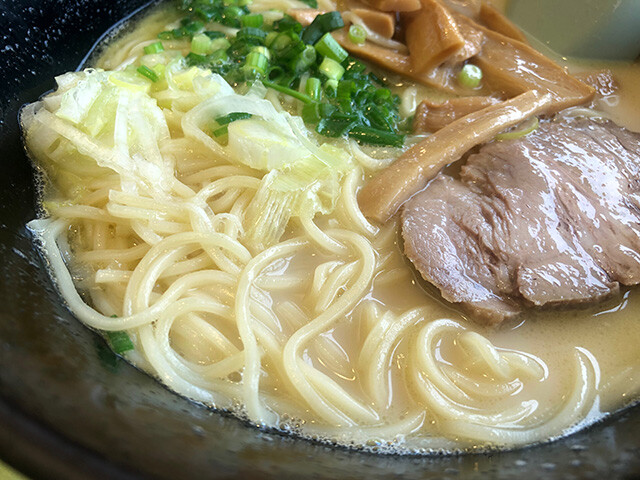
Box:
(1, 1, 639, 479)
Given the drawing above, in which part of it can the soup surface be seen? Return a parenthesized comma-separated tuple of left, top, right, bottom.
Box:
(22, 0, 640, 453)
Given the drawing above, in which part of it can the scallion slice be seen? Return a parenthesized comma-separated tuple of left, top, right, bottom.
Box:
(222, 6, 244, 27)
(136, 65, 159, 82)
(318, 57, 345, 80)
(290, 45, 316, 73)
(317, 11, 344, 31)
(458, 64, 483, 89)
(265, 31, 279, 47)
(305, 77, 321, 100)
(182, 18, 204, 36)
(210, 49, 229, 64)
(273, 14, 303, 34)
(241, 13, 263, 28)
(210, 37, 231, 51)
(236, 27, 268, 43)
(252, 45, 271, 60)
(204, 31, 226, 40)
(185, 52, 208, 66)
(302, 102, 322, 123)
(143, 41, 165, 55)
(314, 33, 349, 63)
(314, 32, 348, 63)
(106, 330, 135, 354)
(271, 32, 305, 60)
(191, 33, 213, 55)
(348, 24, 366, 45)
(302, 11, 345, 45)
(243, 51, 269, 76)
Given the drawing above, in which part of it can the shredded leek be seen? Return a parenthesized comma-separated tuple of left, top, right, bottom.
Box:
(244, 144, 353, 250)
(32, 62, 360, 253)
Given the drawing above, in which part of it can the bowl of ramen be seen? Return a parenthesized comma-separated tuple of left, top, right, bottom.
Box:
(1, 0, 640, 478)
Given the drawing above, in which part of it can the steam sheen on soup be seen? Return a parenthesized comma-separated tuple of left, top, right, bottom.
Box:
(21, 0, 640, 453)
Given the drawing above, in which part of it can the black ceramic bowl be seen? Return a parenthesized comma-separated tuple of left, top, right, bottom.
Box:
(1, 1, 639, 479)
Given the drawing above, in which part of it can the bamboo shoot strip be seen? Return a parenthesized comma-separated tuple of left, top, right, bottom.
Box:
(358, 90, 554, 222)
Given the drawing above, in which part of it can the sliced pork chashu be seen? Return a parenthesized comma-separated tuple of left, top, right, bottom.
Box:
(402, 118, 640, 324)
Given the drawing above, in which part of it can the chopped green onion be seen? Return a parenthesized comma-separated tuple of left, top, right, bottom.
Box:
(267, 65, 285, 81)
(265, 31, 279, 47)
(314, 32, 348, 63)
(290, 45, 316, 73)
(324, 78, 339, 93)
(210, 49, 229, 64)
(237, 27, 268, 43)
(216, 112, 253, 125)
(252, 45, 271, 60)
(212, 125, 229, 137)
(301, 24, 323, 46)
(241, 13, 263, 28)
(181, 18, 204, 36)
(495, 116, 539, 141)
(337, 80, 354, 99)
(273, 14, 303, 34)
(374, 88, 391, 103)
(305, 77, 321, 100)
(348, 24, 366, 45)
(204, 31, 226, 40)
(271, 32, 292, 50)
(262, 79, 314, 103)
(106, 330, 135, 354)
(318, 11, 344, 31)
(165, 1, 405, 147)
(336, 80, 354, 110)
(222, 6, 244, 27)
(317, 113, 358, 137)
(458, 64, 483, 89)
(136, 65, 159, 82)
(319, 103, 336, 117)
(302, 102, 321, 123)
(171, 27, 188, 38)
(195, 6, 218, 21)
(143, 41, 164, 55)
(349, 125, 405, 147)
(210, 37, 231, 51)
(271, 32, 305, 60)
(95, 337, 120, 371)
(302, 11, 345, 45)
(318, 57, 345, 80)
(191, 33, 213, 55)
(243, 51, 269, 77)
(367, 104, 394, 131)
(185, 52, 208, 66)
